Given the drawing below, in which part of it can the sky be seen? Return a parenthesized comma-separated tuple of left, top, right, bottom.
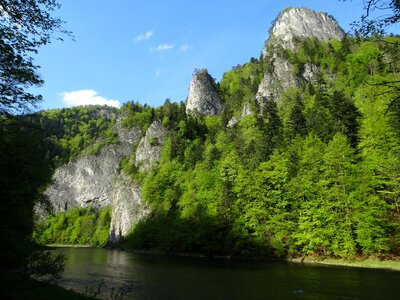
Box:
(32, 0, 370, 111)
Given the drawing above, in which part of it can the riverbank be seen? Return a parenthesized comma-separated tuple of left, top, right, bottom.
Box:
(46, 244, 97, 248)
(117, 246, 400, 271)
(0, 270, 93, 300)
(48, 243, 400, 271)
(289, 255, 400, 271)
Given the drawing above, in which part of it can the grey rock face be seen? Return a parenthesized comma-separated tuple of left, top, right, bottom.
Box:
(256, 57, 298, 107)
(45, 114, 142, 215)
(108, 121, 167, 242)
(257, 7, 344, 107)
(227, 101, 253, 127)
(108, 172, 149, 242)
(45, 144, 127, 213)
(242, 101, 252, 116)
(186, 69, 224, 116)
(114, 114, 142, 146)
(135, 121, 167, 171)
(302, 62, 318, 82)
(265, 7, 345, 53)
(43, 114, 170, 242)
(227, 116, 238, 127)
(43, 113, 149, 243)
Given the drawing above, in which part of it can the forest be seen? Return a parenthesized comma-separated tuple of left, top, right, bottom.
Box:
(120, 37, 400, 258)
(33, 35, 400, 258)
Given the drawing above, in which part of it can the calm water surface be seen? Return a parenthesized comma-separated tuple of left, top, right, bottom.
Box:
(56, 248, 400, 299)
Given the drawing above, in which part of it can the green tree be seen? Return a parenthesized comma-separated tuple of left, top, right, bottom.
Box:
(0, 0, 70, 114)
(232, 151, 294, 256)
(341, 0, 400, 37)
(292, 134, 358, 257)
(289, 135, 326, 255)
(281, 92, 307, 142)
(259, 97, 282, 154)
(341, 0, 400, 118)
(0, 0, 69, 281)
(318, 133, 357, 256)
(352, 164, 391, 254)
(0, 117, 53, 269)
(355, 77, 400, 253)
(33, 207, 112, 246)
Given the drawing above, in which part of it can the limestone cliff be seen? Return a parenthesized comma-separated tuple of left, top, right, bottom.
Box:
(45, 143, 130, 213)
(108, 121, 167, 242)
(135, 121, 168, 171)
(257, 7, 345, 107)
(108, 173, 149, 242)
(43, 113, 145, 240)
(186, 69, 224, 116)
(43, 113, 170, 242)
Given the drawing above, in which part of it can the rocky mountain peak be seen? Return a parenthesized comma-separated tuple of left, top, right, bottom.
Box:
(257, 7, 344, 107)
(265, 7, 345, 52)
(186, 69, 224, 116)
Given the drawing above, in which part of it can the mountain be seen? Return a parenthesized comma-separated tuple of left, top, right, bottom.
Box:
(33, 7, 400, 258)
(257, 7, 345, 107)
(186, 69, 224, 116)
(265, 7, 345, 52)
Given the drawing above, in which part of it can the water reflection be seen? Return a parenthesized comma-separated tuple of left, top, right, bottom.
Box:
(56, 248, 400, 299)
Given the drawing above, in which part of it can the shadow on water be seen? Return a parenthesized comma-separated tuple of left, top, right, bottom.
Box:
(56, 248, 400, 300)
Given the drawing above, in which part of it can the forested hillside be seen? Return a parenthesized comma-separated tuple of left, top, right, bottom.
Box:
(122, 36, 400, 258)
(34, 34, 400, 258)
(35, 106, 118, 166)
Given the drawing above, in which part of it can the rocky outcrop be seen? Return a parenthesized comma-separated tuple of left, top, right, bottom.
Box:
(108, 121, 167, 242)
(264, 7, 345, 53)
(227, 101, 253, 127)
(302, 62, 319, 82)
(114, 114, 142, 146)
(108, 173, 149, 242)
(257, 7, 345, 107)
(242, 101, 252, 116)
(42, 113, 172, 242)
(135, 120, 167, 171)
(257, 57, 298, 103)
(186, 69, 224, 116)
(43, 114, 142, 216)
(45, 144, 127, 213)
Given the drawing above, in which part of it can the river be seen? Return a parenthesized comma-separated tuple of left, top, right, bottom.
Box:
(56, 248, 400, 299)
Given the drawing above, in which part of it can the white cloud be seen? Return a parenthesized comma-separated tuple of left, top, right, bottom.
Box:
(61, 90, 120, 108)
(150, 43, 174, 52)
(135, 31, 154, 42)
(179, 44, 194, 53)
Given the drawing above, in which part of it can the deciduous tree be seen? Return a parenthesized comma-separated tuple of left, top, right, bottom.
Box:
(0, 0, 70, 114)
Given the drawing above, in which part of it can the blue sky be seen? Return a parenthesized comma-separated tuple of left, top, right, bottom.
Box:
(33, 0, 366, 110)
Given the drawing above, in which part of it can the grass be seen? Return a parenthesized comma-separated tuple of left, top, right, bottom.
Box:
(0, 271, 93, 300)
(290, 256, 400, 271)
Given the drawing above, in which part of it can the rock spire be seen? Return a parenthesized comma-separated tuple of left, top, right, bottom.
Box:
(186, 69, 224, 116)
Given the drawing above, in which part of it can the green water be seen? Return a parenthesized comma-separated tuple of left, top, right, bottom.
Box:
(56, 248, 400, 299)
